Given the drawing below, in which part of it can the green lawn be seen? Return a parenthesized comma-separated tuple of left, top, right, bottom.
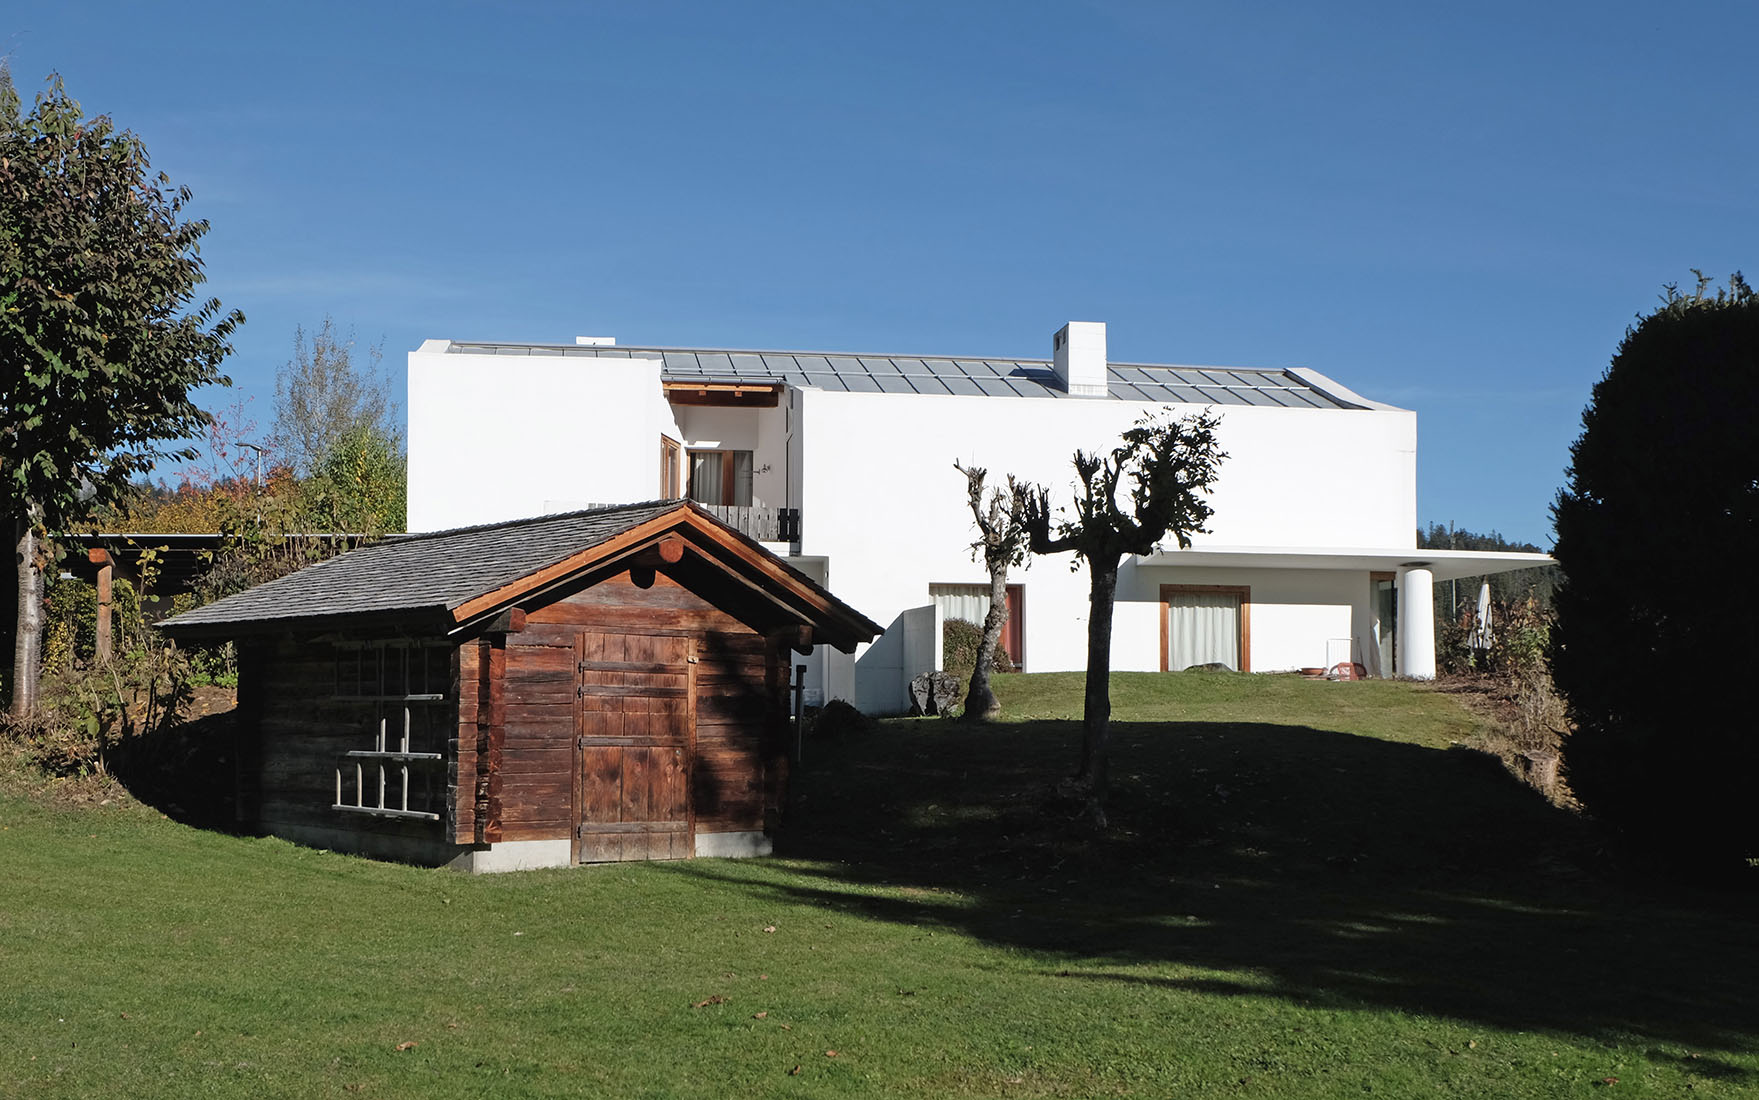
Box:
(3, 673, 1754, 1098)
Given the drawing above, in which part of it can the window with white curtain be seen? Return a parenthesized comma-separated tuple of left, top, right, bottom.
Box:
(930, 583, 991, 627)
(1165, 588, 1245, 671)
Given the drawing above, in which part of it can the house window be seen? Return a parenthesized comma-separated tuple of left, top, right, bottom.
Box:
(329, 640, 451, 822)
(687, 449, 753, 507)
(660, 436, 682, 499)
(1161, 585, 1250, 672)
(930, 583, 1025, 667)
(1370, 571, 1397, 678)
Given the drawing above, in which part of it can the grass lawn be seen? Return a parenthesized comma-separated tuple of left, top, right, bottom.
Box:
(3, 672, 1755, 1098)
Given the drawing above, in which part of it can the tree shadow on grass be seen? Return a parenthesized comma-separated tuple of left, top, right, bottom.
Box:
(110, 705, 241, 828)
(666, 719, 1758, 1071)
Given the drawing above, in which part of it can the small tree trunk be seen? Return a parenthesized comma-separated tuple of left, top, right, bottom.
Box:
(11, 509, 45, 717)
(1078, 559, 1119, 826)
(962, 567, 1010, 721)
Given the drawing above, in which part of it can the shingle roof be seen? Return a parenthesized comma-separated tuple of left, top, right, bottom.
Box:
(446, 342, 1362, 410)
(159, 501, 684, 632)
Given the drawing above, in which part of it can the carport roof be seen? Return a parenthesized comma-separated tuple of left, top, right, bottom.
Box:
(1135, 545, 1555, 582)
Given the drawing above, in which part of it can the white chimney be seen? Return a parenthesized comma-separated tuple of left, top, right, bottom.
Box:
(1052, 321, 1108, 397)
(575, 336, 616, 346)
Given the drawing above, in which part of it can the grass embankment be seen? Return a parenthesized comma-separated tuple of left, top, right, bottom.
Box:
(3, 673, 1754, 1098)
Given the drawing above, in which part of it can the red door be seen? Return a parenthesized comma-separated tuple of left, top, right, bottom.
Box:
(1000, 584, 1024, 668)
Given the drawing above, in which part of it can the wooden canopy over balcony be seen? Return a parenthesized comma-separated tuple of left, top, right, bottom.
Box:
(662, 381, 782, 408)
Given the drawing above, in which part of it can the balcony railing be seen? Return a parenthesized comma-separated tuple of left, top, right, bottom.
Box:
(695, 504, 800, 544)
(583, 504, 800, 545)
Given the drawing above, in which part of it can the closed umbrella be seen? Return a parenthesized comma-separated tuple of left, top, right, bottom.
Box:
(1472, 581, 1493, 651)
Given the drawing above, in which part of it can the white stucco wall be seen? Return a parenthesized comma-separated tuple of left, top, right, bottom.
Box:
(407, 344, 680, 532)
(1126, 565, 1376, 673)
(793, 386, 1415, 711)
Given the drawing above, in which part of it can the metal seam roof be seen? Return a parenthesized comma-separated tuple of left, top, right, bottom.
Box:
(445, 341, 1368, 410)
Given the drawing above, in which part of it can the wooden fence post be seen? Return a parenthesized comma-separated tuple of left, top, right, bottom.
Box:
(87, 548, 113, 663)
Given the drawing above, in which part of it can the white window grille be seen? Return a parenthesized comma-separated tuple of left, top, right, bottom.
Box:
(330, 641, 449, 822)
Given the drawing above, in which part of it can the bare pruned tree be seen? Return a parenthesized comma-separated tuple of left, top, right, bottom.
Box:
(953, 461, 1030, 720)
(1018, 410, 1226, 825)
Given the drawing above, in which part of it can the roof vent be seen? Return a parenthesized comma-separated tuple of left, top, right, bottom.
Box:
(575, 336, 616, 346)
(1052, 321, 1108, 397)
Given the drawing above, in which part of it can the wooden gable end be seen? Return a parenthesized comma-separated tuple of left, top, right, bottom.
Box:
(451, 506, 878, 653)
(460, 566, 787, 857)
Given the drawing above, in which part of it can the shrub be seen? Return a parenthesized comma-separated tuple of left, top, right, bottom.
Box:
(8, 570, 194, 778)
(42, 573, 157, 672)
(809, 698, 871, 739)
(0, 708, 98, 777)
(26, 649, 194, 778)
(1438, 595, 1553, 679)
(42, 574, 98, 672)
(941, 618, 1012, 675)
(1551, 272, 1759, 877)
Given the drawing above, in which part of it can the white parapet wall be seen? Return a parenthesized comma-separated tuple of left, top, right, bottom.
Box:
(407, 341, 682, 532)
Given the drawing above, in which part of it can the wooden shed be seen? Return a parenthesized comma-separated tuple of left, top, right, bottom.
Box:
(160, 502, 880, 872)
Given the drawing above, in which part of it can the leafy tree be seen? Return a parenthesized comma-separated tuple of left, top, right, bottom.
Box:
(952, 461, 1029, 720)
(1550, 271, 1758, 877)
(273, 316, 396, 477)
(271, 316, 406, 535)
(1, 71, 240, 715)
(303, 421, 407, 534)
(1019, 411, 1226, 824)
(98, 331, 405, 617)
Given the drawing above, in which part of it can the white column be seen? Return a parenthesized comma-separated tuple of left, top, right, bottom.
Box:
(1399, 566, 1436, 680)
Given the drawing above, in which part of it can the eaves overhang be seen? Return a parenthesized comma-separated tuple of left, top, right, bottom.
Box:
(1134, 545, 1555, 582)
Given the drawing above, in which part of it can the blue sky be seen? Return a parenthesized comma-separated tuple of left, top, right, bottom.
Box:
(8, 1, 1755, 545)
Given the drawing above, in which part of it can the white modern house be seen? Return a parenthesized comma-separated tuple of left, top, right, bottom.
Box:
(408, 322, 1552, 714)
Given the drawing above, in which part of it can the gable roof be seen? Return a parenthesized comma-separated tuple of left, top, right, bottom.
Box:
(444, 341, 1369, 410)
(158, 501, 882, 651)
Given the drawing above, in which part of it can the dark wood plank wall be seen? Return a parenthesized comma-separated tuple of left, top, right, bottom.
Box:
(250, 635, 459, 846)
(455, 641, 489, 844)
(493, 630, 571, 843)
(695, 629, 772, 837)
(235, 568, 784, 861)
(235, 642, 268, 824)
(478, 568, 779, 848)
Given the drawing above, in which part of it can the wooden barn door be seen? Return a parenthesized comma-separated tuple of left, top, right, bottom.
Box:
(573, 631, 695, 862)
